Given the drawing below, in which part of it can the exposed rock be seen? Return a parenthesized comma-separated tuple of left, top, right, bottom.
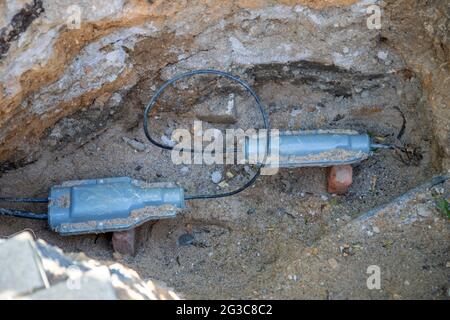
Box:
(383, 0, 450, 168)
(0, 0, 44, 57)
(194, 93, 237, 124)
(27, 267, 117, 300)
(3, 0, 447, 169)
(0, 232, 48, 298)
(0, 231, 180, 299)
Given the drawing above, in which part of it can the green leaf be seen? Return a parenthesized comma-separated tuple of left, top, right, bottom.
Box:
(435, 198, 450, 219)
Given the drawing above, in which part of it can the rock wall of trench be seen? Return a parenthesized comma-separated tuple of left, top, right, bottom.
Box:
(0, 0, 449, 169)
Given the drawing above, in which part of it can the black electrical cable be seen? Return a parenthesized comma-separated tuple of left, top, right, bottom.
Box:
(143, 69, 270, 200)
(0, 208, 48, 220)
(0, 197, 49, 219)
(0, 197, 49, 203)
(0, 70, 267, 218)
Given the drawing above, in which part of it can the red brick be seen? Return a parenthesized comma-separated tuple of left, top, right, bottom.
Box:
(328, 165, 353, 195)
(112, 229, 136, 256)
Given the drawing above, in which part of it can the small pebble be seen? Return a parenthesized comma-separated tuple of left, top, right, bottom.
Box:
(281, 179, 292, 192)
(372, 226, 380, 234)
(377, 51, 388, 60)
(164, 127, 173, 137)
(288, 274, 298, 281)
(122, 137, 146, 152)
(113, 252, 123, 260)
(290, 109, 302, 117)
(341, 214, 351, 222)
(218, 181, 229, 188)
(328, 258, 338, 270)
(178, 233, 194, 246)
(161, 135, 176, 147)
(361, 90, 370, 99)
(417, 206, 432, 218)
(211, 171, 222, 184)
(247, 208, 256, 215)
(180, 166, 189, 174)
(431, 187, 444, 196)
(340, 244, 352, 256)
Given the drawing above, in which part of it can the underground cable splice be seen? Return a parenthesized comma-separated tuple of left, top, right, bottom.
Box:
(0, 69, 391, 234)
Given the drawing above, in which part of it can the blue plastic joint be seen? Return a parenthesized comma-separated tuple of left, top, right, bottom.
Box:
(245, 130, 372, 168)
(48, 177, 185, 235)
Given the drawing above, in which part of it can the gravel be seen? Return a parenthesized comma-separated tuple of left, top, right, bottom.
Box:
(178, 234, 195, 246)
(211, 171, 222, 184)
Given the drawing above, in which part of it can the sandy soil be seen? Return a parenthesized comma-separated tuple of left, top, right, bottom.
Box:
(0, 63, 445, 299)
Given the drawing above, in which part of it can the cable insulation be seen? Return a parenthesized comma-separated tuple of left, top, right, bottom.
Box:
(143, 69, 270, 200)
(0, 197, 49, 203)
(0, 208, 48, 220)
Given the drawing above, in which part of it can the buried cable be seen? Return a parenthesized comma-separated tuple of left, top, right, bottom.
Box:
(0, 208, 48, 220)
(0, 197, 49, 203)
(0, 69, 394, 235)
(143, 69, 271, 200)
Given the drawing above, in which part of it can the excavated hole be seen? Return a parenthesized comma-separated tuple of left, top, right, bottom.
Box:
(0, 61, 443, 299)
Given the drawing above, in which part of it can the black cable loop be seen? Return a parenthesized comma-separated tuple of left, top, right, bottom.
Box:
(143, 69, 270, 200)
